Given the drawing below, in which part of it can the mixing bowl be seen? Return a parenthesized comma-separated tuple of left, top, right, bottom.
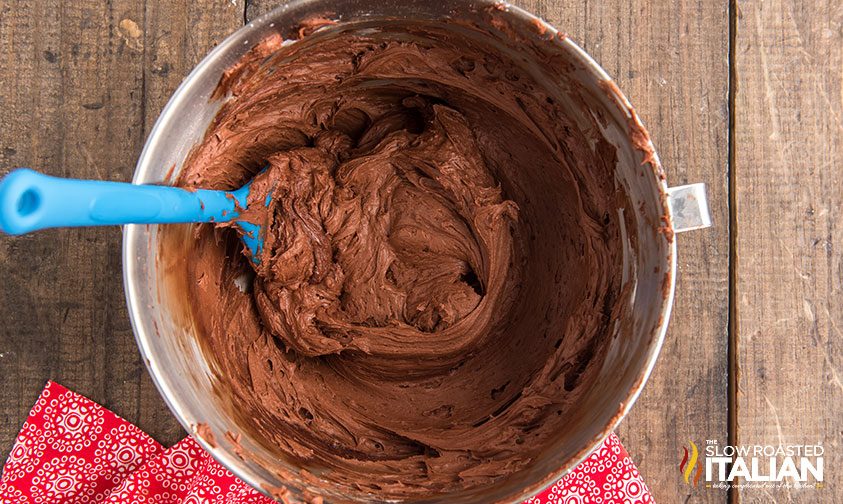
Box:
(123, 1, 711, 502)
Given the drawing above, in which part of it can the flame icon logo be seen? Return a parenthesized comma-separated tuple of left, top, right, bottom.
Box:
(679, 440, 703, 486)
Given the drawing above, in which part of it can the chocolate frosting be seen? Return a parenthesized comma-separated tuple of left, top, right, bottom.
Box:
(173, 19, 624, 500)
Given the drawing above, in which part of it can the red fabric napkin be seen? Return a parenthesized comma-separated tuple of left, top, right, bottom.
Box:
(1, 381, 653, 503)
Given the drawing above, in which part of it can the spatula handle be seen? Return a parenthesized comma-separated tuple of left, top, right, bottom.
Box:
(0, 169, 237, 235)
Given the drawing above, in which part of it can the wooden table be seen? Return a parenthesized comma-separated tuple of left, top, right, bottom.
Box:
(1, 1, 839, 502)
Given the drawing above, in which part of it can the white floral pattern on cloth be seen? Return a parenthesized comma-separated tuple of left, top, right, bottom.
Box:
(94, 424, 162, 485)
(0, 381, 654, 503)
(1, 424, 45, 483)
(41, 390, 106, 452)
(100, 437, 270, 504)
(1, 382, 164, 503)
(524, 433, 653, 504)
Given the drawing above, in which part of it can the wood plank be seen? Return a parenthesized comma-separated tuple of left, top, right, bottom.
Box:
(0, 0, 64, 455)
(245, 0, 273, 22)
(0, 0, 148, 457)
(734, 0, 842, 502)
(244, 1, 731, 501)
(0, 0, 245, 457)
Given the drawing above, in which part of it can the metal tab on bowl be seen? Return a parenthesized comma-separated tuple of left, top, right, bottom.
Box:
(666, 183, 712, 233)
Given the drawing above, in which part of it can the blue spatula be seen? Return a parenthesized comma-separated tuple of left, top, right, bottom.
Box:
(0, 168, 268, 264)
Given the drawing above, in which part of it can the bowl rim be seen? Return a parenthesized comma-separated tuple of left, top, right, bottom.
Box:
(123, 1, 677, 502)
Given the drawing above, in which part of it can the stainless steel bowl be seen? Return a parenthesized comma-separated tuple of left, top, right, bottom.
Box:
(123, 1, 711, 502)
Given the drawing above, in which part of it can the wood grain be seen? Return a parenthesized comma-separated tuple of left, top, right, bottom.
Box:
(734, 0, 843, 502)
(0, 0, 150, 453)
(0, 0, 244, 456)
